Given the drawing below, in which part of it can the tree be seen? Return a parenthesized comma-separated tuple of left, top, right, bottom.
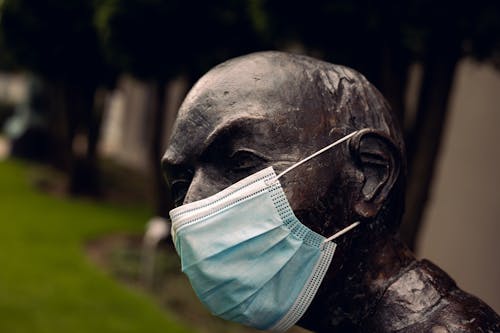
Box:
(254, 0, 500, 249)
(0, 0, 115, 195)
(96, 0, 263, 216)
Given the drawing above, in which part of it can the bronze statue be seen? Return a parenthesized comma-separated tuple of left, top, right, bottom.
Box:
(162, 51, 499, 332)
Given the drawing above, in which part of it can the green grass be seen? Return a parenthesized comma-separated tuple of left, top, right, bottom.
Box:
(0, 160, 193, 333)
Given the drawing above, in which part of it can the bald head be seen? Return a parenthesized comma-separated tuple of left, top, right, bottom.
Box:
(163, 51, 405, 237)
(166, 51, 403, 165)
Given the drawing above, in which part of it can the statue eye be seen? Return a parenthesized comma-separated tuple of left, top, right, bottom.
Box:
(171, 179, 190, 207)
(168, 168, 194, 207)
(228, 149, 267, 172)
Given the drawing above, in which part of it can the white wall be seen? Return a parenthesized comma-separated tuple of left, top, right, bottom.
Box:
(0, 73, 27, 104)
(99, 75, 187, 171)
(418, 58, 500, 313)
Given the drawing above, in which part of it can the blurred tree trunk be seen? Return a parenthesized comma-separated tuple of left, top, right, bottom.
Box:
(377, 43, 410, 127)
(45, 79, 103, 196)
(148, 77, 190, 217)
(68, 86, 107, 196)
(67, 82, 101, 196)
(149, 80, 171, 217)
(401, 41, 461, 250)
(45, 80, 72, 171)
(86, 87, 107, 193)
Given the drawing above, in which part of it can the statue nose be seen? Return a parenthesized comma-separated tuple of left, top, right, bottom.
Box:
(183, 167, 220, 204)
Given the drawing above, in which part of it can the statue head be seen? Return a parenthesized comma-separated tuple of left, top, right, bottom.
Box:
(162, 51, 406, 327)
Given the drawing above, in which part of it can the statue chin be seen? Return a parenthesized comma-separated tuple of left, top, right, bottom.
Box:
(162, 51, 500, 332)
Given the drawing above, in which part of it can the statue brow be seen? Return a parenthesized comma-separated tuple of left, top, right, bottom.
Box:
(202, 116, 268, 153)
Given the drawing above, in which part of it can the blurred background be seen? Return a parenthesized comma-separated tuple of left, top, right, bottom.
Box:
(0, 1, 498, 332)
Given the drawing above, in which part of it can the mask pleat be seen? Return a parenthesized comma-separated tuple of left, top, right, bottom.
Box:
(219, 241, 320, 329)
(175, 186, 283, 267)
(184, 227, 302, 316)
(180, 223, 284, 271)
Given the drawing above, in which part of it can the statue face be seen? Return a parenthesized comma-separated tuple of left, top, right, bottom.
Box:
(163, 52, 406, 330)
(162, 54, 360, 239)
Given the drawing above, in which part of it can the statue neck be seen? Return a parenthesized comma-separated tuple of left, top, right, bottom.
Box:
(299, 234, 416, 332)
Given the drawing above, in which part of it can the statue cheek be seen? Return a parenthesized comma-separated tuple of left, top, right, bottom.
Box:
(282, 170, 334, 211)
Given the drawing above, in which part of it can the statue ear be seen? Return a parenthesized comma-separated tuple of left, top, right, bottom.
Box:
(348, 129, 401, 219)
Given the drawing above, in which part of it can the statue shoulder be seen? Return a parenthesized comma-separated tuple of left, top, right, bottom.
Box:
(367, 259, 500, 333)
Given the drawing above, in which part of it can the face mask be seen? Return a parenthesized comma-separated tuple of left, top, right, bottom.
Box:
(169, 130, 362, 332)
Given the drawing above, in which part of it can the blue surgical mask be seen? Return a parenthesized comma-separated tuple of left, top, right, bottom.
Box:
(170, 131, 361, 332)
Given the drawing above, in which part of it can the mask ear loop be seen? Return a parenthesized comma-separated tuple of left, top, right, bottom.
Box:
(275, 130, 360, 180)
(323, 221, 360, 243)
(264, 129, 365, 242)
(264, 130, 362, 187)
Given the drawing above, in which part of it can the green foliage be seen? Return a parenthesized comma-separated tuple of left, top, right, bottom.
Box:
(0, 30, 17, 71)
(0, 0, 113, 84)
(0, 160, 193, 333)
(95, 0, 264, 80)
(258, 0, 500, 78)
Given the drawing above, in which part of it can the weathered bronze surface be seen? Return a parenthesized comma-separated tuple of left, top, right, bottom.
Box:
(162, 51, 499, 332)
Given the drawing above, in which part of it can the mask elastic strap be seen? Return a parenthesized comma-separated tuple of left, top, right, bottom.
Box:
(275, 130, 361, 180)
(323, 221, 360, 243)
(268, 129, 363, 243)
